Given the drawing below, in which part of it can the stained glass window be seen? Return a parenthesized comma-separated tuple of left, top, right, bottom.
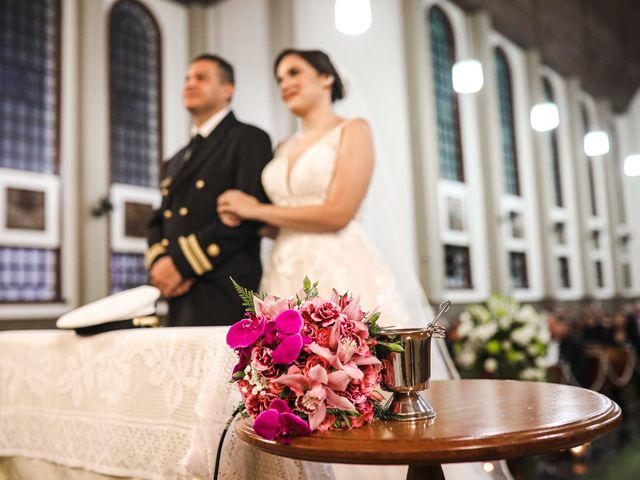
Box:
(542, 78, 563, 207)
(109, 0, 160, 293)
(0, 0, 60, 303)
(0, 0, 58, 174)
(580, 103, 598, 217)
(0, 247, 59, 302)
(494, 48, 520, 196)
(111, 253, 148, 294)
(429, 7, 464, 182)
(109, 0, 161, 188)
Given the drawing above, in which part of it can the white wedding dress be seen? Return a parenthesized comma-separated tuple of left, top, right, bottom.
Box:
(259, 121, 509, 480)
(261, 121, 415, 328)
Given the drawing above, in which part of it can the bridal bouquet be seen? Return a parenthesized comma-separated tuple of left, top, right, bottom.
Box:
(226, 278, 393, 444)
(450, 294, 551, 381)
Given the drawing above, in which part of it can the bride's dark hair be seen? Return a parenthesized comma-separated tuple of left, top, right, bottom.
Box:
(274, 49, 345, 102)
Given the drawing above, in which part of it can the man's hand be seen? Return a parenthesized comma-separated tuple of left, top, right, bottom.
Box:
(150, 256, 185, 297)
(219, 212, 242, 227)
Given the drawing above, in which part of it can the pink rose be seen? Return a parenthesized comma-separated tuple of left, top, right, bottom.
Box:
(316, 328, 331, 348)
(299, 303, 317, 323)
(351, 401, 374, 428)
(301, 322, 318, 341)
(317, 412, 337, 432)
(345, 381, 368, 405)
(339, 319, 356, 337)
(361, 365, 381, 396)
(268, 381, 287, 396)
(312, 302, 343, 327)
(251, 347, 278, 377)
(244, 391, 277, 418)
(303, 355, 330, 376)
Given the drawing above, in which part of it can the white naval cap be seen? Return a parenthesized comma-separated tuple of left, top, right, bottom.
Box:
(56, 285, 161, 335)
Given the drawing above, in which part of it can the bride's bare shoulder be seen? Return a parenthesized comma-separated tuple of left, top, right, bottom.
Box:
(342, 118, 373, 139)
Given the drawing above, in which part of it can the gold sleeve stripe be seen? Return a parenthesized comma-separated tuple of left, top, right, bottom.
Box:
(144, 243, 166, 270)
(178, 236, 205, 275)
(187, 234, 213, 272)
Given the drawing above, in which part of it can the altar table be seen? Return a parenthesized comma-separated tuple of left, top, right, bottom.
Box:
(0, 328, 332, 480)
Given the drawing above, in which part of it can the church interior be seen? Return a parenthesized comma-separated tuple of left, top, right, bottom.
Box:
(1, 0, 640, 479)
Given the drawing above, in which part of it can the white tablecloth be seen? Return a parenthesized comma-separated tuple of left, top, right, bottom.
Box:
(0, 328, 332, 480)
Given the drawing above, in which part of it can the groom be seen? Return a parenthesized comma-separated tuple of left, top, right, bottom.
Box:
(146, 54, 272, 326)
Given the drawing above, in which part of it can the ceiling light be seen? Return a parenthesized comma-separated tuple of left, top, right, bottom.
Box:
(530, 102, 559, 132)
(452, 59, 484, 94)
(584, 131, 610, 157)
(335, 0, 372, 35)
(624, 154, 640, 176)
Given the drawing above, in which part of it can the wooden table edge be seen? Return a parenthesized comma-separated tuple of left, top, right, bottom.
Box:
(235, 385, 622, 466)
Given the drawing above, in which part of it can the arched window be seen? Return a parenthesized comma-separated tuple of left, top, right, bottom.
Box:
(494, 48, 520, 196)
(543, 78, 563, 207)
(580, 103, 598, 217)
(109, 0, 161, 187)
(0, 0, 60, 302)
(428, 6, 464, 182)
(109, 0, 162, 293)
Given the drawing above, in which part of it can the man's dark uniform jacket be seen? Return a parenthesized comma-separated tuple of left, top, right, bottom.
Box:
(146, 111, 272, 326)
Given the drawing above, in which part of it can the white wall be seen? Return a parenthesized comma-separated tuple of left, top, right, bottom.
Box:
(291, 0, 419, 268)
(616, 89, 640, 296)
(205, 0, 280, 139)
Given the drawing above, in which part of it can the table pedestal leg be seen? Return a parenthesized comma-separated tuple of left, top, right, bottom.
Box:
(407, 464, 445, 480)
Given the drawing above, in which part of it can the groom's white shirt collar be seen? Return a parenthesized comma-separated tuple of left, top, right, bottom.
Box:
(191, 107, 231, 138)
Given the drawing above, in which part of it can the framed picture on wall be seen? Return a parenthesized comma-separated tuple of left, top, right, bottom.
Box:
(110, 183, 161, 253)
(0, 168, 60, 248)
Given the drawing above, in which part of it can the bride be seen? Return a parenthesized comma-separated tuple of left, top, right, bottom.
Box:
(217, 48, 509, 480)
(217, 48, 418, 330)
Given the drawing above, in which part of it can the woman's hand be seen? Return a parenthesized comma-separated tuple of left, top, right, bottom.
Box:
(217, 189, 260, 226)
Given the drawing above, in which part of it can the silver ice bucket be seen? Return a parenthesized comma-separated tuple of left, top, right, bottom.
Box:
(377, 327, 437, 421)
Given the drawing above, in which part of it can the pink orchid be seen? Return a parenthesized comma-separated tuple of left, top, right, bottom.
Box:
(272, 364, 356, 431)
(226, 315, 265, 349)
(308, 342, 381, 385)
(330, 290, 365, 322)
(329, 317, 368, 355)
(254, 295, 292, 319)
(253, 398, 311, 443)
(271, 310, 305, 365)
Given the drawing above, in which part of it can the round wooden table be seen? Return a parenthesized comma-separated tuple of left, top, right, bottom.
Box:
(235, 380, 621, 479)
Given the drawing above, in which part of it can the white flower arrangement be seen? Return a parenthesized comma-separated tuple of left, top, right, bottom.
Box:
(450, 294, 550, 381)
